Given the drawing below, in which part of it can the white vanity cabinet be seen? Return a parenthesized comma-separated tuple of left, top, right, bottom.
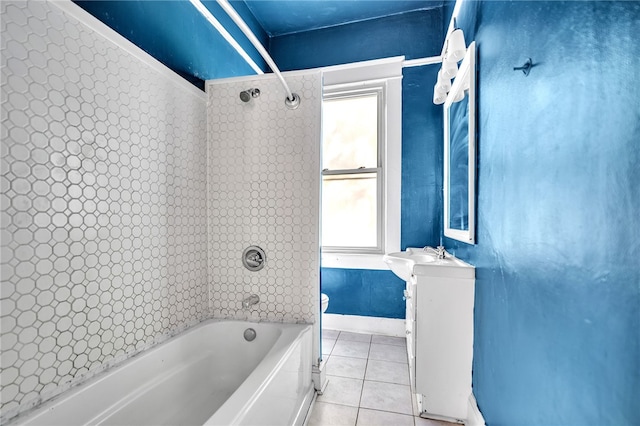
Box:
(404, 260, 475, 422)
(404, 279, 417, 391)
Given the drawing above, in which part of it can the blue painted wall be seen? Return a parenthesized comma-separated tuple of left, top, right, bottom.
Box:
(271, 11, 445, 319)
(442, 1, 640, 424)
(271, 10, 441, 69)
(321, 269, 406, 319)
(74, 0, 268, 87)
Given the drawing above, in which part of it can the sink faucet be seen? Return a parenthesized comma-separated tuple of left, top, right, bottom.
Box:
(242, 294, 260, 309)
(424, 245, 447, 259)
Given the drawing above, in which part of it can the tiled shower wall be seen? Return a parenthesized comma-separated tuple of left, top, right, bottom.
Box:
(206, 75, 321, 324)
(0, 1, 208, 420)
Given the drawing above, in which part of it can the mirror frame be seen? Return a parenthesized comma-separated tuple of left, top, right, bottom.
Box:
(443, 41, 476, 244)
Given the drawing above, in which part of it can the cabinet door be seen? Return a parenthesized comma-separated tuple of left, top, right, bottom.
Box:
(405, 279, 417, 391)
(415, 276, 474, 419)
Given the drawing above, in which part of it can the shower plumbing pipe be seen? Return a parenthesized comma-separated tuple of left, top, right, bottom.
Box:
(215, 0, 295, 102)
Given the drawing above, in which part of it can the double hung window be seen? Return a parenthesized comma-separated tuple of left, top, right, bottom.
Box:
(322, 85, 384, 253)
(320, 58, 402, 269)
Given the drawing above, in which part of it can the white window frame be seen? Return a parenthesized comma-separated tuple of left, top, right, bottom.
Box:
(320, 57, 403, 270)
(322, 84, 384, 254)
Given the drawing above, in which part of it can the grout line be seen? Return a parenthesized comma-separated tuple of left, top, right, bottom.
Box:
(359, 406, 416, 417)
(315, 401, 359, 409)
(363, 378, 411, 386)
(370, 341, 407, 348)
(367, 357, 408, 365)
(320, 328, 435, 426)
(354, 341, 371, 426)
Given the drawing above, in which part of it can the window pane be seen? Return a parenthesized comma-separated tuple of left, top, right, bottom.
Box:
(322, 173, 377, 248)
(323, 94, 378, 170)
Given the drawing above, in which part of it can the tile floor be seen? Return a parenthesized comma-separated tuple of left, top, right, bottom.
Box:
(307, 329, 458, 426)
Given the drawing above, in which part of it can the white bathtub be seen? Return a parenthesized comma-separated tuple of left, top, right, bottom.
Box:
(10, 320, 314, 426)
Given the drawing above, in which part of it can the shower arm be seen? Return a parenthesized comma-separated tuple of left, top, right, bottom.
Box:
(216, 0, 295, 102)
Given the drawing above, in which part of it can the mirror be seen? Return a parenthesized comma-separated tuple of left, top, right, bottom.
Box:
(444, 41, 476, 244)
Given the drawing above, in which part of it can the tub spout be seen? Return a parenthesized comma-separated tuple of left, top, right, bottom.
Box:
(242, 294, 260, 309)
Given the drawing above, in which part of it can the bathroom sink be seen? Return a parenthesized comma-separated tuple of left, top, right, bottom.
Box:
(383, 248, 436, 281)
(383, 247, 474, 281)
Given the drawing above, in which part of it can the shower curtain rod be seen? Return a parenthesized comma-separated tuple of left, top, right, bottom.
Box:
(196, 0, 440, 93)
(216, 0, 295, 102)
(403, 56, 442, 67)
(189, 0, 263, 75)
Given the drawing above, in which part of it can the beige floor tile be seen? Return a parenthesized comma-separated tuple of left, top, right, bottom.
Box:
(326, 355, 367, 379)
(322, 338, 337, 356)
(331, 340, 370, 359)
(307, 401, 358, 426)
(323, 329, 340, 340)
(338, 331, 372, 343)
(355, 408, 414, 426)
(365, 359, 410, 385)
(371, 334, 407, 347)
(317, 376, 364, 407)
(369, 342, 408, 363)
(359, 380, 413, 415)
(319, 328, 457, 426)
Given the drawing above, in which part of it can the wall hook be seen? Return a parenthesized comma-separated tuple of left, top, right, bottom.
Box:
(513, 58, 533, 76)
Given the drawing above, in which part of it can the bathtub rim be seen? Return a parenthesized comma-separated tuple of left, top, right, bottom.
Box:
(6, 319, 314, 426)
(1, 316, 203, 426)
(204, 322, 314, 425)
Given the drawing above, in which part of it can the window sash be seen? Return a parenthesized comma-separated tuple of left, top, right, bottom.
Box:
(321, 84, 385, 254)
(322, 172, 379, 251)
(322, 93, 379, 171)
(322, 167, 379, 176)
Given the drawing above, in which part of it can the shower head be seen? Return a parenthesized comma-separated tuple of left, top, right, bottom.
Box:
(240, 88, 260, 102)
(239, 91, 251, 103)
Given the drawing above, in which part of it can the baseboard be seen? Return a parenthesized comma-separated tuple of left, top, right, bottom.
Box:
(322, 314, 405, 337)
(466, 393, 485, 426)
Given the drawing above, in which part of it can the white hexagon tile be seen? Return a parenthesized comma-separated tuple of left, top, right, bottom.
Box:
(1, 0, 208, 420)
(206, 75, 321, 324)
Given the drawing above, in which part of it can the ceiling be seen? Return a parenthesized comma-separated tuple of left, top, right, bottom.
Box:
(242, 0, 444, 36)
(74, 0, 445, 85)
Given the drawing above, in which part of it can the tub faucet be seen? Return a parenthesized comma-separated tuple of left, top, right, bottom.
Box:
(242, 294, 260, 309)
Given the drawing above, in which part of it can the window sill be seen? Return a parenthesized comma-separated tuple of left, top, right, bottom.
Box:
(321, 252, 390, 270)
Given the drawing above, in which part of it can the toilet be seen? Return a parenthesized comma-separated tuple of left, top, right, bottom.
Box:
(321, 293, 329, 313)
